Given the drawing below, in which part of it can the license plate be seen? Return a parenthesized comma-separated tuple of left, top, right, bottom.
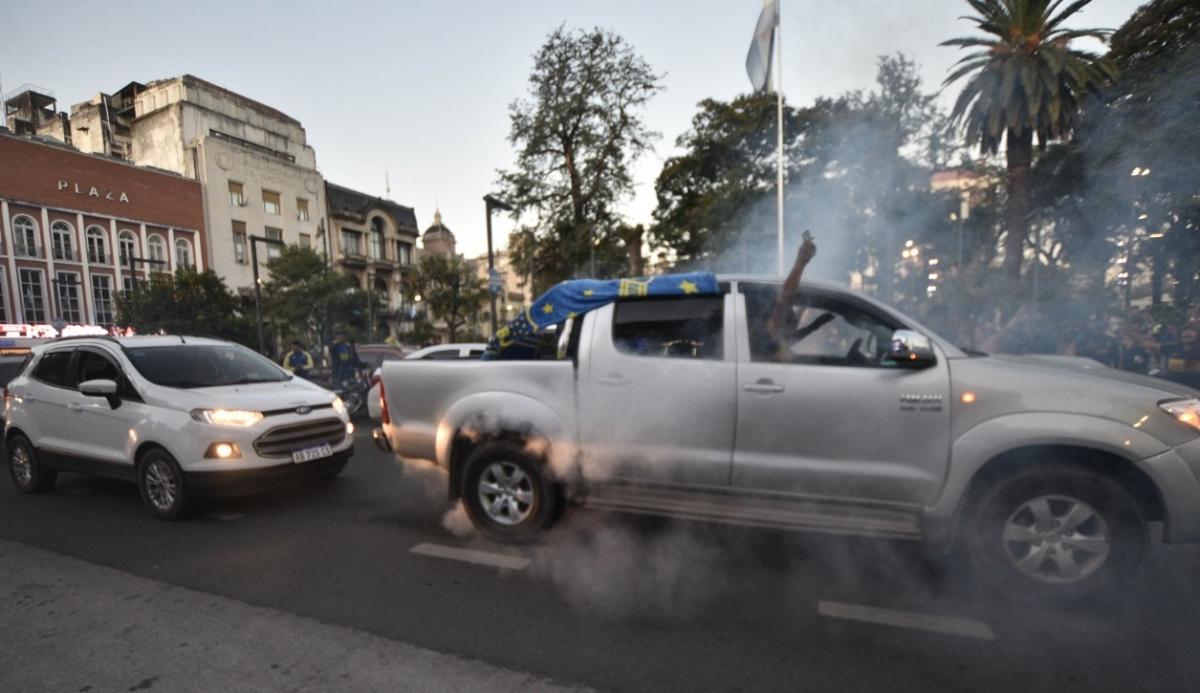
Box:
(292, 443, 333, 464)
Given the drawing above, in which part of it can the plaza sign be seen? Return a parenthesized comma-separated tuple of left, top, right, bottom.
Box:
(57, 179, 130, 204)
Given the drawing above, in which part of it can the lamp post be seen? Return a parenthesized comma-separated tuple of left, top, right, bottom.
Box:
(483, 194, 513, 336)
(250, 234, 285, 355)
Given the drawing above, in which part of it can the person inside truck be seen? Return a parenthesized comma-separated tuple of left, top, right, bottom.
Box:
(746, 232, 831, 363)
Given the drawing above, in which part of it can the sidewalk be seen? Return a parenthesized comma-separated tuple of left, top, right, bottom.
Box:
(0, 539, 588, 693)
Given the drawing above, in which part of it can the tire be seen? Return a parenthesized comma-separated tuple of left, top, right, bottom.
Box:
(7, 434, 56, 494)
(964, 464, 1147, 601)
(460, 441, 561, 543)
(137, 449, 189, 520)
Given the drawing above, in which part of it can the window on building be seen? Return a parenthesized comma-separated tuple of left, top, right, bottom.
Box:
(299, 233, 311, 248)
(86, 227, 109, 265)
(228, 181, 245, 206)
(232, 221, 247, 264)
(265, 227, 283, 260)
(370, 218, 385, 260)
(297, 198, 309, 221)
(341, 230, 363, 256)
(92, 275, 114, 325)
(19, 268, 46, 324)
(56, 272, 83, 323)
(13, 215, 40, 258)
(175, 238, 194, 270)
(118, 230, 138, 266)
(122, 277, 135, 294)
(396, 240, 413, 266)
(146, 234, 167, 268)
(52, 221, 76, 262)
(612, 297, 724, 360)
(263, 190, 281, 216)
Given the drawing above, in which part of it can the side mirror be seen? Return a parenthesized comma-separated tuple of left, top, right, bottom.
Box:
(79, 379, 120, 409)
(887, 330, 937, 368)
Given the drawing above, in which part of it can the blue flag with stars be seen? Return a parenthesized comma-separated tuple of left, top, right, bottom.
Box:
(482, 272, 721, 360)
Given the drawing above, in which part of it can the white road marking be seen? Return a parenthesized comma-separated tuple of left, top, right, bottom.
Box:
(409, 543, 531, 571)
(205, 512, 245, 522)
(817, 600, 995, 641)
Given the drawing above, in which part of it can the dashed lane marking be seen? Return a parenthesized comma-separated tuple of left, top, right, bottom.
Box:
(409, 543, 531, 571)
(817, 600, 996, 641)
(204, 512, 245, 522)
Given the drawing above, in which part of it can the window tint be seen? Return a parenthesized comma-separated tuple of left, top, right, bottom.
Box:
(32, 350, 75, 387)
(76, 350, 121, 384)
(612, 297, 723, 360)
(0, 356, 30, 387)
(742, 284, 897, 366)
(125, 345, 288, 388)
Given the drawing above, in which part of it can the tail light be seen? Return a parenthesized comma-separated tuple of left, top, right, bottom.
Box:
(379, 379, 390, 425)
(369, 372, 381, 389)
(3, 387, 9, 409)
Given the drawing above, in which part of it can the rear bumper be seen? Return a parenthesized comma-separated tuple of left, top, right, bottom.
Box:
(184, 447, 352, 498)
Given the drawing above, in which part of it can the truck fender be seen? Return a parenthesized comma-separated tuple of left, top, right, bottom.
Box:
(435, 391, 574, 478)
(923, 411, 1169, 541)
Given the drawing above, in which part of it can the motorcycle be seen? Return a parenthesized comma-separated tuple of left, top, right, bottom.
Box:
(334, 368, 371, 419)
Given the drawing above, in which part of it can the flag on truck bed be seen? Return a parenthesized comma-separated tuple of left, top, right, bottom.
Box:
(482, 272, 721, 360)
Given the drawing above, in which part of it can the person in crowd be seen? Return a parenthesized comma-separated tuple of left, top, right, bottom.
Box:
(329, 331, 361, 385)
(281, 340, 315, 377)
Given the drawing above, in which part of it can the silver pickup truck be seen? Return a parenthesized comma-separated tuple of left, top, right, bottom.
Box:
(377, 276, 1200, 596)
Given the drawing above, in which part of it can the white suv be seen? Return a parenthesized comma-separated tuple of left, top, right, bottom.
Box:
(4, 336, 353, 519)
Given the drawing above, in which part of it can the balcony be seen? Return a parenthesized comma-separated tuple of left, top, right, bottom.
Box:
(53, 247, 79, 263)
(339, 252, 368, 267)
(14, 244, 45, 259)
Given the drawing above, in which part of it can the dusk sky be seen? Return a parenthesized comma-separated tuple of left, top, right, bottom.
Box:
(1, 0, 1141, 257)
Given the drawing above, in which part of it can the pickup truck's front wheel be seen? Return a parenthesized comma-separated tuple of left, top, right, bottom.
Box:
(461, 441, 560, 543)
(965, 465, 1146, 600)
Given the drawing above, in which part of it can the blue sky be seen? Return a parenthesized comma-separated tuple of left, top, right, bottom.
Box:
(1, 0, 1141, 257)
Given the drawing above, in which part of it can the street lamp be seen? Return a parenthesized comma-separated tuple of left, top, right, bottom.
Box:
(250, 234, 286, 355)
(483, 194, 513, 336)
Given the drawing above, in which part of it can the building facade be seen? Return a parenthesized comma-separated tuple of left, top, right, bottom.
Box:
(0, 131, 206, 327)
(125, 75, 324, 291)
(326, 182, 419, 340)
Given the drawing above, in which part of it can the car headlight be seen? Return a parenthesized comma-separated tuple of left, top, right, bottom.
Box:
(331, 396, 347, 416)
(1160, 399, 1200, 432)
(191, 408, 264, 427)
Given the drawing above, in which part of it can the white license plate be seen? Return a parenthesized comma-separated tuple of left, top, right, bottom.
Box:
(292, 443, 333, 464)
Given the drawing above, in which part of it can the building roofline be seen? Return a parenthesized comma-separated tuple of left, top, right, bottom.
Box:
(142, 74, 302, 128)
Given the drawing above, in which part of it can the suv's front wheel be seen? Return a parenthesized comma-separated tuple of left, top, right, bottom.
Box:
(965, 465, 1147, 600)
(8, 434, 56, 493)
(138, 449, 189, 520)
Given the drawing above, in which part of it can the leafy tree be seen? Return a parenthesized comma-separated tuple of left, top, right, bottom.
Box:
(404, 254, 487, 343)
(116, 269, 253, 345)
(261, 245, 375, 349)
(942, 0, 1116, 280)
(499, 26, 663, 291)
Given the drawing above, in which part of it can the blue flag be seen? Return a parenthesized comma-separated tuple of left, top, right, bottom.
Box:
(483, 272, 721, 360)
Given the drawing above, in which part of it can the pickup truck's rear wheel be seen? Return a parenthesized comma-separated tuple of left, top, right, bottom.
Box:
(461, 441, 559, 543)
(965, 465, 1146, 600)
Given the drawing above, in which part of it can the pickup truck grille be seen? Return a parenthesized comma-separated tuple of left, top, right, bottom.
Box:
(253, 418, 346, 458)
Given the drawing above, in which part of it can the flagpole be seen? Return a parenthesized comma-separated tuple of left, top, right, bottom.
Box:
(775, 0, 785, 277)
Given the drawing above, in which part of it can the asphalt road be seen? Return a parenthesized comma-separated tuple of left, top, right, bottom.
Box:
(2, 428, 1198, 692)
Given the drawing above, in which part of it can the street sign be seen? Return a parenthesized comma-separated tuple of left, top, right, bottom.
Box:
(488, 269, 503, 296)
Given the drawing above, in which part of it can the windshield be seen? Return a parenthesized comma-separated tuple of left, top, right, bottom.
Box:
(124, 344, 290, 388)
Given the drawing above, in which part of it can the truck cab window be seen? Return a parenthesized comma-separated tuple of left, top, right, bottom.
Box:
(742, 284, 896, 366)
(613, 297, 723, 360)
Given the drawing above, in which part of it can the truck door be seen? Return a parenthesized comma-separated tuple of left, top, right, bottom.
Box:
(577, 296, 736, 489)
(731, 283, 952, 505)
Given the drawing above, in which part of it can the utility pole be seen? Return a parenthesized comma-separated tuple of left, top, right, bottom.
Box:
(249, 234, 285, 355)
(483, 194, 513, 336)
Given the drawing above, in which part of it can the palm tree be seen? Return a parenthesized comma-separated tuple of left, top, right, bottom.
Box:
(942, 0, 1116, 280)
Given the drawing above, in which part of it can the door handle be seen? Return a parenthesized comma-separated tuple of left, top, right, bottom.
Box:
(597, 372, 631, 386)
(742, 379, 785, 394)
(68, 403, 83, 412)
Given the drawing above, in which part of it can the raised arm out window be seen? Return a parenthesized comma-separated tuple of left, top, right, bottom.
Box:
(741, 284, 899, 367)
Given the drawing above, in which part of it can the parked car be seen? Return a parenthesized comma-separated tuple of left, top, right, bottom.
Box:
(355, 344, 408, 372)
(376, 276, 1200, 598)
(4, 336, 353, 519)
(366, 343, 486, 421)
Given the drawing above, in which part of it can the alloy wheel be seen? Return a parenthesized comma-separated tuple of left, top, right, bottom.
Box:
(478, 461, 535, 526)
(144, 459, 178, 512)
(1002, 494, 1111, 584)
(10, 444, 32, 488)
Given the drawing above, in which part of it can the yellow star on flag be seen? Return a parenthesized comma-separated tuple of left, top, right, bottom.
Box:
(542, 303, 555, 314)
(583, 289, 594, 296)
(679, 280, 699, 295)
